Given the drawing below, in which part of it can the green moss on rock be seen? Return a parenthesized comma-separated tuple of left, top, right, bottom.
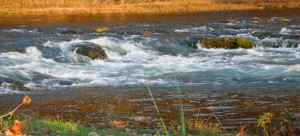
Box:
(200, 37, 253, 49)
(236, 38, 253, 49)
(11, 83, 30, 91)
(73, 43, 108, 60)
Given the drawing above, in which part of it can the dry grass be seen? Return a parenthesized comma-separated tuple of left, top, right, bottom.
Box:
(0, 0, 299, 15)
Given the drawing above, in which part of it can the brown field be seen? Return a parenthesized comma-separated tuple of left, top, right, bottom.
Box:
(0, 0, 300, 15)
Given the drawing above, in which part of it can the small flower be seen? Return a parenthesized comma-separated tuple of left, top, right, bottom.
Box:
(22, 95, 32, 105)
(11, 120, 23, 135)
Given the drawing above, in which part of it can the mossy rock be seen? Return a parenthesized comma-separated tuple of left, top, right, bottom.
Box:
(72, 43, 108, 60)
(200, 37, 253, 49)
(11, 83, 30, 92)
(92, 27, 109, 33)
(281, 18, 291, 22)
(236, 38, 253, 48)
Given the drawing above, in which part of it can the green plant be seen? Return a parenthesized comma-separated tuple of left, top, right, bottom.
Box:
(257, 112, 273, 136)
(176, 82, 186, 136)
(147, 87, 170, 136)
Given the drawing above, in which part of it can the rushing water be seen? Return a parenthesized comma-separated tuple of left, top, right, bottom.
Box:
(1, 9, 300, 95)
(0, 9, 300, 131)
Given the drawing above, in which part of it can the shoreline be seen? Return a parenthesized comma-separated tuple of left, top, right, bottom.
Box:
(1, 87, 299, 130)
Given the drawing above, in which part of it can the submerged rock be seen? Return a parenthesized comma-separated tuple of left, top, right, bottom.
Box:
(251, 31, 276, 39)
(11, 83, 30, 91)
(1, 82, 30, 91)
(200, 37, 253, 49)
(72, 43, 108, 60)
(59, 29, 83, 35)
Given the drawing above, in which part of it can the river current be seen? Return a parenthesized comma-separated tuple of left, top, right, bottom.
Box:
(0, 9, 300, 95)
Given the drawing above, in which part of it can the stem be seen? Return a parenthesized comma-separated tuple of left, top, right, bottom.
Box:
(176, 82, 186, 136)
(147, 87, 170, 136)
(213, 114, 227, 133)
(0, 103, 23, 119)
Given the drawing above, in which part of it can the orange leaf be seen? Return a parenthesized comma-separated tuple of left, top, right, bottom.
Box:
(22, 95, 32, 105)
(11, 120, 22, 136)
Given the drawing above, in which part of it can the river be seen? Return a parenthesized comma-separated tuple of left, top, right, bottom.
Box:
(0, 8, 299, 130)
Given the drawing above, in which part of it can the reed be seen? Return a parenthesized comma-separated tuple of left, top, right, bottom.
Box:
(176, 82, 186, 136)
(147, 86, 170, 136)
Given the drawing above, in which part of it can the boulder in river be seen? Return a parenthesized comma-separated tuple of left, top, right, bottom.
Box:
(251, 31, 275, 39)
(1, 82, 30, 92)
(200, 37, 253, 49)
(11, 83, 30, 91)
(72, 43, 108, 60)
(59, 29, 83, 35)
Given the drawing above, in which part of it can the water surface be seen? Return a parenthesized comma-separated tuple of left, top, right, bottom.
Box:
(0, 9, 299, 129)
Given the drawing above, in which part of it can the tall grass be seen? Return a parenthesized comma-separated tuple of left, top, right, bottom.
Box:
(176, 82, 186, 136)
(146, 85, 224, 135)
(147, 86, 170, 136)
(0, 0, 299, 15)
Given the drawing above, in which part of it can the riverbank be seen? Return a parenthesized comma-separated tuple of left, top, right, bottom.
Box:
(1, 87, 299, 130)
(0, 0, 299, 15)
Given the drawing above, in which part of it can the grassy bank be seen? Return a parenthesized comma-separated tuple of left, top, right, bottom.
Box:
(1, 119, 127, 136)
(0, 0, 300, 15)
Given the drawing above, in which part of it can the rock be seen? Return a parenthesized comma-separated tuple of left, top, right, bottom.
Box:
(252, 17, 263, 21)
(92, 27, 109, 33)
(251, 31, 275, 39)
(200, 37, 253, 49)
(227, 18, 241, 24)
(1, 82, 31, 91)
(258, 41, 279, 48)
(59, 29, 83, 35)
(11, 83, 30, 91)
(72, 43, 108, 60)
(236, 38, 253, 48)
(281, 18, 291, 22)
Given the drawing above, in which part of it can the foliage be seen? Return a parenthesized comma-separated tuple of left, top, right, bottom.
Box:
(24, 119, 126, 136)
(0, 95, 32, 135)
(257, 112, 273, 136)
(176, 83, 186, 136)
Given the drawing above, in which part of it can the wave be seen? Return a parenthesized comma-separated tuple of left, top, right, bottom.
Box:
(1, 16, 300, 94)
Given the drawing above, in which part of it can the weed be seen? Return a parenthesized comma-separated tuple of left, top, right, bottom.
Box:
(257, 112, 273, 136)
(147, 86, 170, 136)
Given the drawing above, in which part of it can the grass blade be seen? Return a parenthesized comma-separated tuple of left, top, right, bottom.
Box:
(147, 86, 170, 136)
(176, 82, 186, 136)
